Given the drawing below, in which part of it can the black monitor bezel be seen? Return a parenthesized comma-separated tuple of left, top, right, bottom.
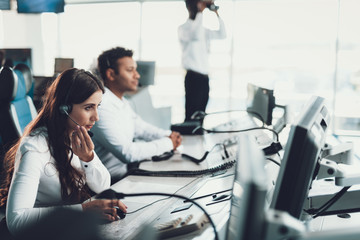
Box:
(225, 134, 268, 240)
(136, 60, 155, 87)
(246, 83, 276, 126)
(270, 96, 330, 219)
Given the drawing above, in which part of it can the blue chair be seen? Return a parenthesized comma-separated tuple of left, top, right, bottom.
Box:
(15, 63, 35, 99)
(0, 64, 37, 151)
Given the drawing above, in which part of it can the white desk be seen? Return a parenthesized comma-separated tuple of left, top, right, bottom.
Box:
(97, 133, 235, 240)
(96, 125, 279, 240)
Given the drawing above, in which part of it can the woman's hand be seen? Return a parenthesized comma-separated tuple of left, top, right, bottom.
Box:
(72, 125, 94, 162)
(82, 199, 128, 222)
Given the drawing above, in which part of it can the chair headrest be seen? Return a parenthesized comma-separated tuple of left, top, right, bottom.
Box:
(13, 69, 27, 101)
(14, 63, 33, 95)
(0, 66, 17, 102)
(0, 65, 28, 102)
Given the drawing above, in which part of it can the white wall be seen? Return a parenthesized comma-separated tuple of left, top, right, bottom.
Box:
(0, 10, 59, 76)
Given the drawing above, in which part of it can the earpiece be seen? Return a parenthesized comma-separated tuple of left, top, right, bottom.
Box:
(59, 104, 72, 115)
(59, 70, 80, 115)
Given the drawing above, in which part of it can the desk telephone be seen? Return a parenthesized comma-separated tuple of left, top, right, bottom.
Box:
(127, 160, 236, 177)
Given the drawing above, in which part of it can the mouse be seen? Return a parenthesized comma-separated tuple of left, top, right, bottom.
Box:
(114, 206, 126, 219)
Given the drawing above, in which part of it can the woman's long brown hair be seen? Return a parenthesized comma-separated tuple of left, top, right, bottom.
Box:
(0, 68, 104, 207)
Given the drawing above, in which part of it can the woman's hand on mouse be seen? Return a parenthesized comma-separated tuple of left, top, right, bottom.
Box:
(82, 199, 127, 222)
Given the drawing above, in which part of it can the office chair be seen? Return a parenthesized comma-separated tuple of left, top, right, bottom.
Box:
(0, 64, 37, 153)
(14, 63, 35, 98)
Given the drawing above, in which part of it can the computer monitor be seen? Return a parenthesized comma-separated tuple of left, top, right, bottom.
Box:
(246, 83, 275, 126)
(54, 58, 74, 76)
(0, 0, 10, 10)
(225, 134, 268, 240)
(270, 96, 330, 220)
(17, 0, 65, 13)
(0, 48, 32, 70)
(136, 61, 155, 87)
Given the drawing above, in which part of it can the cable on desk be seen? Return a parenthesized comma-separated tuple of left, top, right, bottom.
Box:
(192, 126, 282, 156)
(181, 143, 225, 164)
(304, 186, 350, 219)
(191, 109, 265, 128)
(184, 188, 233, 203)
(97, 189, 219, 240)
(126, 176, 202, 215)
(266, 157, 281, 167)
(193, 126, 279, 142)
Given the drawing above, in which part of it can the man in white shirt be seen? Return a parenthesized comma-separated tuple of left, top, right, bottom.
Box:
(92, 47, 182, 183)
(178, 0, 226, 122)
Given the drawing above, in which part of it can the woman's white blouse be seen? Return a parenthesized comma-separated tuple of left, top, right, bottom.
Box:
(6, 129, 111, 235)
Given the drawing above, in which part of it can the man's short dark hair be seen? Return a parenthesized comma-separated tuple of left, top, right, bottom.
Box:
(97, 47, 133, 83)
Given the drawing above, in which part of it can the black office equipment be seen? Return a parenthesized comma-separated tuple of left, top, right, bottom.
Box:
(225, 134, 268, 240)
(151, 151, 174, 161)
(127, 160, 235, 177)
(136, 61, 155, 87)
(0, 48, 32, 70)
(170, 121, 203, 135)
(246, 83, 275, 126)
(114, 206, 126, 219)
(270, 96, 330, 220)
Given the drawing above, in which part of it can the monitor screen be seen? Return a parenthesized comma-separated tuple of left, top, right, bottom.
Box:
(54, 58, 74, 75)
(17, 0, 65, 13)
(136, 61, 155, 87)
(246, 83, 276, 126)
(225, 134, 268, 240)
(270, 96, 330, 220)
(0, 48, 32, 70)
(0, 0, 10, 10)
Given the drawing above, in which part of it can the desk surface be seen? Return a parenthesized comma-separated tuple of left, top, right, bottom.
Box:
(95, 118, 360, 240)
(99, 134, 237, 240)
(96, 122, 280, 240)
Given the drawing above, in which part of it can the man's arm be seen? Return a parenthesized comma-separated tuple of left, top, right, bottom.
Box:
(207, 12, 227, 39)
(92, 105, 173, 163)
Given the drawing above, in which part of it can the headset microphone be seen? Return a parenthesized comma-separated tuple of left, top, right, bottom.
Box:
(59, 106, 94, 137)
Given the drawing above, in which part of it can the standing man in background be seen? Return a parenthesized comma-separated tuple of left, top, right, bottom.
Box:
(178, 0, 226, 122)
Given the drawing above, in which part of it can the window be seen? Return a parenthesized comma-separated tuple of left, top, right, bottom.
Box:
(56, 0, 360, 133)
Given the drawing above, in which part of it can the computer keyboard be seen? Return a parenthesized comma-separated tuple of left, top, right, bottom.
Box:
(154, 213, 209, 239)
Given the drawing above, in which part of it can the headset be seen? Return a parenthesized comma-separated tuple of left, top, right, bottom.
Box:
(59, 70, 79, 116)
(59, 70, 94, 137)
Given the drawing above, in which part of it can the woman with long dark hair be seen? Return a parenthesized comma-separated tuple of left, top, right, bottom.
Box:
(0, 68, 127, 235)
